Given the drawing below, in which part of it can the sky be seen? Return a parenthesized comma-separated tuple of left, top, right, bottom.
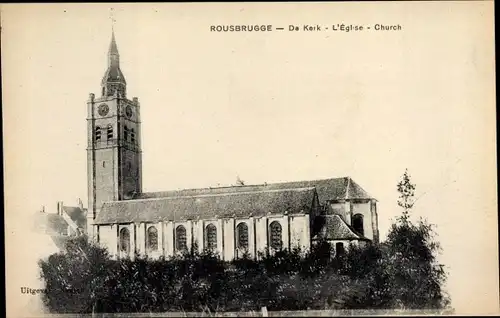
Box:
(2, 2, 498, 316)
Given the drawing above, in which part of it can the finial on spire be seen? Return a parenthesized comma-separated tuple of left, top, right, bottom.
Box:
(110, 7, 116, 32)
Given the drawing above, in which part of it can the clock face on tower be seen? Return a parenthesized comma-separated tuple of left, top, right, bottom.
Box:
(125, 105, 133, 119)
(98, 104, 109, 116)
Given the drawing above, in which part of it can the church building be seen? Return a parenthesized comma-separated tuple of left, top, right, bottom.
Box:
(86, 31, 380, 260)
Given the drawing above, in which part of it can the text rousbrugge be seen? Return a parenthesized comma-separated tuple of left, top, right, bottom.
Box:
(209, 24, 402, 32)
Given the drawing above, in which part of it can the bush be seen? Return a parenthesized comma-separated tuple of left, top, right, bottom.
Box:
(39, 230, 448, 313)
(39, 237, 355, 313)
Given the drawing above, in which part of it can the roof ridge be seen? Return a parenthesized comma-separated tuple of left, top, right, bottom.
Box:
(105, 186, 317, 205)
(142, 177, 349, 196)
(62, 205, 82, 209)
(158, 183, 270, 192)
(258, 176, 346, 184)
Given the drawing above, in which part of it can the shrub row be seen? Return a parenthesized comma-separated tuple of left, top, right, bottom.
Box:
(39, 217, 450, 313)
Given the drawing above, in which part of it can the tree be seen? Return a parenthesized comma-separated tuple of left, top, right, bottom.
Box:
(344, 170, 451, 310)
(397, 168, 416, 221)
(385, 169, 450, 309)
(38, 235, 111, 313)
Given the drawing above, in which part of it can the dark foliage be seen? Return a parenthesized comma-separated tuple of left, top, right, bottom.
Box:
(39, 234, 448, 313)
(343, 169, 451, 310)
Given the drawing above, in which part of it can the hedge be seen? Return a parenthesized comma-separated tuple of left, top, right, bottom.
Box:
(39, 216, 450, 313)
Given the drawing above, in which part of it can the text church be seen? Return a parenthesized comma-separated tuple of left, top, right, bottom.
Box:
(36, 31, 380, 260)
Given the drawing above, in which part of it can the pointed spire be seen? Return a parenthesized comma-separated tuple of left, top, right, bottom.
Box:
(101, 20, 126, 97)
(107, 29, 120, 69)
(109, 7, 118, 56)
(109, 28, 119, 56)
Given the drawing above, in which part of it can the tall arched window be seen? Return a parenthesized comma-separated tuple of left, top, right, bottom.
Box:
(119, 228, 130, 255)
(107, 125, 113, 140)
(95, 126, 102, 142)
(175, 225, 187, 252)
(130, 128, 136, 143)
(236, 222, 249, 249)
(146, 226, 158, 251)
(352, 214, 364, 235)
(205, 224, 217, 250)
(269, 221, 282, 250)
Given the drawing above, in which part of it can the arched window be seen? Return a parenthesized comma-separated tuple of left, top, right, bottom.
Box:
(352, 214, 364, 235)
(130, 128, 136, 143)
(119, 228, 130, 254)
(175, 225, 187, 252)
(146, 226, 158, 251)
(107, 125, 113, 140)
(124, 126, 129, 141)
(205, 224, 217, 250)
(102, 87, 105, 96)
(236, 222, 249, 249)
(95, 126, 102, 141)
(269, 221, 282, 250)
(335, 242, 345, 256)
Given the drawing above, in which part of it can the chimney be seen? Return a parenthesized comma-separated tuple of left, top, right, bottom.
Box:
(57, 201, 64, 216)
(77, 198, 83, 210)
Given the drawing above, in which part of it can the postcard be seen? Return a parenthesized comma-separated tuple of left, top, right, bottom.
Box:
(2, 2, 497, 316)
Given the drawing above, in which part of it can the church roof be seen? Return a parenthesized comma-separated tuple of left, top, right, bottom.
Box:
(62, 206, 87, 229)
(95, 187, 318, 225)
(313, 215, 369, 241)
(137, 177, 374, 203)
(33, 212, 68, 236)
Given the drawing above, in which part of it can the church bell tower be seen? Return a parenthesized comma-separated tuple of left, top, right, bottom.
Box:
(86, 30, 143, 238)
